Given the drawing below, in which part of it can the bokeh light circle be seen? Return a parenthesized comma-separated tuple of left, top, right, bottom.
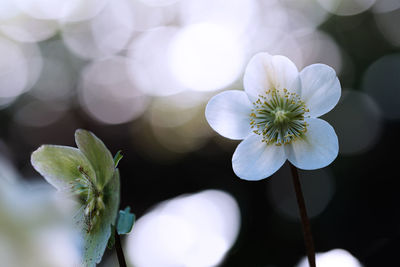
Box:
(247, 27, 303, 70)
(0, 36, 28, 107)
(268, 168, 335, 220)
(168, 23, 244, 92)
(14, 0, 76, 20)
(29, 58, 74, 102)
(127, 0, 177, 31)
(296, 30, 343, 73)
(179, 0, 256, 36)
(374, 8, 400, 47)
(61, 20, 108, 60)
(323, 90, 382, 155)
(60, 0, 110, 22)
(13, 0, 110, 21)
(127, 26, 185, 96)
(0, 0, 20, 20)
(296, 249, 362, 267)
(362, 53, 400, 120)
(372, 0, 400, 13)
(316, 0, 376, 16)
(0, 14, 58, 43)
(90, 0, 135, 57)
(139, 0, 179, 7)
(78, 56, 148, 124)
(126, 190, 241, 267)
(14, 101, 68, 127)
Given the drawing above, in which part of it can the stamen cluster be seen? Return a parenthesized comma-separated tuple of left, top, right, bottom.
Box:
(70, 166, 105, 232)
(250, 88, 308, 145)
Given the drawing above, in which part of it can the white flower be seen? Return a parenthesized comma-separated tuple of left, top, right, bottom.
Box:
(205, 53, 341, 180)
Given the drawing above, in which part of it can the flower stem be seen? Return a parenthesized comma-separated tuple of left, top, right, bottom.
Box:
(289, 163, 316, 267)
(115, 229, 127, 267)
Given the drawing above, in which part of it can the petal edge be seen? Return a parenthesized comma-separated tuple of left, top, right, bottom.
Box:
(232, 134, 287, 180)
(243, 52, 300, 101)
(286, 118, 338, 170)
(300, 64, 341, 118)
(205, 90, 253, 140)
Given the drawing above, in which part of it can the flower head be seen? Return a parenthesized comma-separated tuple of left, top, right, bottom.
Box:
(205, 53, 341, 180)
(31, 129, 120, 267)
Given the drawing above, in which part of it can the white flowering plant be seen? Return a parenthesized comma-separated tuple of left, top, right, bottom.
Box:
(206, 52, 342, 267)
(206, 52, 341, 180)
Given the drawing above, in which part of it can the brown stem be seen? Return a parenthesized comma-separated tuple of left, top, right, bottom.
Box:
(115, 229, 127, 267)
(289, 163, 316, 267)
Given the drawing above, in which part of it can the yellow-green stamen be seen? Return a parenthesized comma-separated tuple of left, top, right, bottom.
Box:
(250, 88, 308, 145)
(69, 166, 105, 232)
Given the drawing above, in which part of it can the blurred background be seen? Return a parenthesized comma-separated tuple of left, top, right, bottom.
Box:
(0, 0, 399, 266)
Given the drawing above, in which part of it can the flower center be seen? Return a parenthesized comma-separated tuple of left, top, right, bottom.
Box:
(250, 88, 308, 145)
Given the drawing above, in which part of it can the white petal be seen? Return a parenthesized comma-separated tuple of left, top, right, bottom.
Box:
(300, 64, 341, 118)
(243, 52, 300, 102)
(232, 134, 287, 180)
(205, 90, 253, 140)
(286, 118, 338, 170)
